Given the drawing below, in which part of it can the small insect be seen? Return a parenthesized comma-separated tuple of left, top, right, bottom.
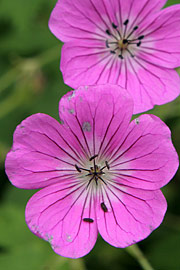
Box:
(101, 202, 108, 212)
(83, 218, 94, 223)
(75, 164, 81, 172)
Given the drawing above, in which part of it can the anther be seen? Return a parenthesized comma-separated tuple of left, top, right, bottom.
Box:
(110, 50, 116, 54)
(83, 218, 94, 223)
(123, 19, 129, 26)
(105, 161, 110, 170)
(123, 39, 128, 44)
(133, 26, 138, 31)
(112, 22, 117, 29)
(137, 41, 141, 47)
(106, 29, 111, 35)
(138, 35, 144, 40)
(127, 48, 135, 58)
(105, 40, 109, 48)
(101, 202, 108, 212)
(119, 55, 124, 59)
(75, 164, 81, 172)
(89, 154, 98, 161)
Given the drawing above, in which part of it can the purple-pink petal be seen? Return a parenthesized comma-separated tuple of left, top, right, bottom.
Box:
(96, 187, 167, 248)
(49, 0, 168, 42)
(61, 42, 180, 113)
(25, 182, 98, 258)
(5, 113, 86, 189)
(125, 57, 180, 114)
(59, 84, 134, 156)
(139, 5, 180, 68)
(109, 114, 179, 190)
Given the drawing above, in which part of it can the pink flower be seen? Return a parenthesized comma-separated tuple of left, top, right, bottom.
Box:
(5, 85, 178, 258)
(49, 0, 180, 114)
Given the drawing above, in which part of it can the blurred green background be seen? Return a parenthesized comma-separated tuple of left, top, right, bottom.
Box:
(0, 0, 180, 269)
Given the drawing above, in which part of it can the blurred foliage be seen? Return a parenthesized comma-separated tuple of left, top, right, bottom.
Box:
(0, 0, 180, 269)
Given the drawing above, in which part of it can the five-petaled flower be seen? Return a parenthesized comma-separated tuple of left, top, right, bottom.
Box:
(5, 85, 179, 258)
(49, 0, 180, 114)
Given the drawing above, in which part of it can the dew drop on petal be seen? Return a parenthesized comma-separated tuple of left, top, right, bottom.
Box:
(68, 109, 74, 114)
(66, 234, 73, 242)
(46, 233, 53, 244)
(135, 118, 140, 125)
(68, 92, 75, 101)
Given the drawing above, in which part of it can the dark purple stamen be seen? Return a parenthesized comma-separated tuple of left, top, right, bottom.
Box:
(75, 164, 81, 172)
(105, 161, 110, 170)
(138, 35, 144, 40)
(101, 202, 108, 212)
(119, 55, 124, 59)
(76, 157, 109, 188)
(97, 175, 107, 185)
(126, 48, 135, 58)
(112, 22, 117, 29)
(126, 26, 138, 40)
(123, 39, 128, 44)
(105, 19, 144, 59)
(124, 19, 129, 26)
(89, 154, 98, 161)
(105, 40, 109, 48)
(106, 29, 111, 35)
(83, 218, 94, 223)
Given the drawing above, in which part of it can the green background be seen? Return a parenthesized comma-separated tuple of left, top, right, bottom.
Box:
(0, 0, 180, 269)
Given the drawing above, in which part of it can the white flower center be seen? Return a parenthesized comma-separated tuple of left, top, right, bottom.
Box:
(75, 154, 110, 189)
(105, 19, 144, 59)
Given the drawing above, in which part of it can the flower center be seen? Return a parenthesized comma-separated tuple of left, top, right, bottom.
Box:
(105, 19, 144, 59)
(75, 155, 110, 222)
(75, 154, 109, 188)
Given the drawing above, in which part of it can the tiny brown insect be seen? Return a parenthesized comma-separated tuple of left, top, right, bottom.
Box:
(83, 218, 94, 223)
(101, 202, 108, 212)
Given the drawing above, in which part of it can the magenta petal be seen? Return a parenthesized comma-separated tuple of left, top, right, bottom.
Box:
(61, 42, 113, 88)
(49, 0, 109, 42)
(97, 186, 167, 248)
(140, 5, 180, 68)
(125, 57, 180, 114)
(49, 0, 167, 42)
(5, 113, 85, 189)
(25, 182, 98, 258)
(119, 0, 167, 29)
(110, 114, 179, 190)
(59, 85, 133, 156)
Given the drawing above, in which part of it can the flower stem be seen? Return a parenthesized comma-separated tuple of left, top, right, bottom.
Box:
(125, 244, 155, 270)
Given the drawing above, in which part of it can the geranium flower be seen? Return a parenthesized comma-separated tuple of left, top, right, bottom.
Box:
(49, 0, 180, 114)
(5, 85, 178, 258)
